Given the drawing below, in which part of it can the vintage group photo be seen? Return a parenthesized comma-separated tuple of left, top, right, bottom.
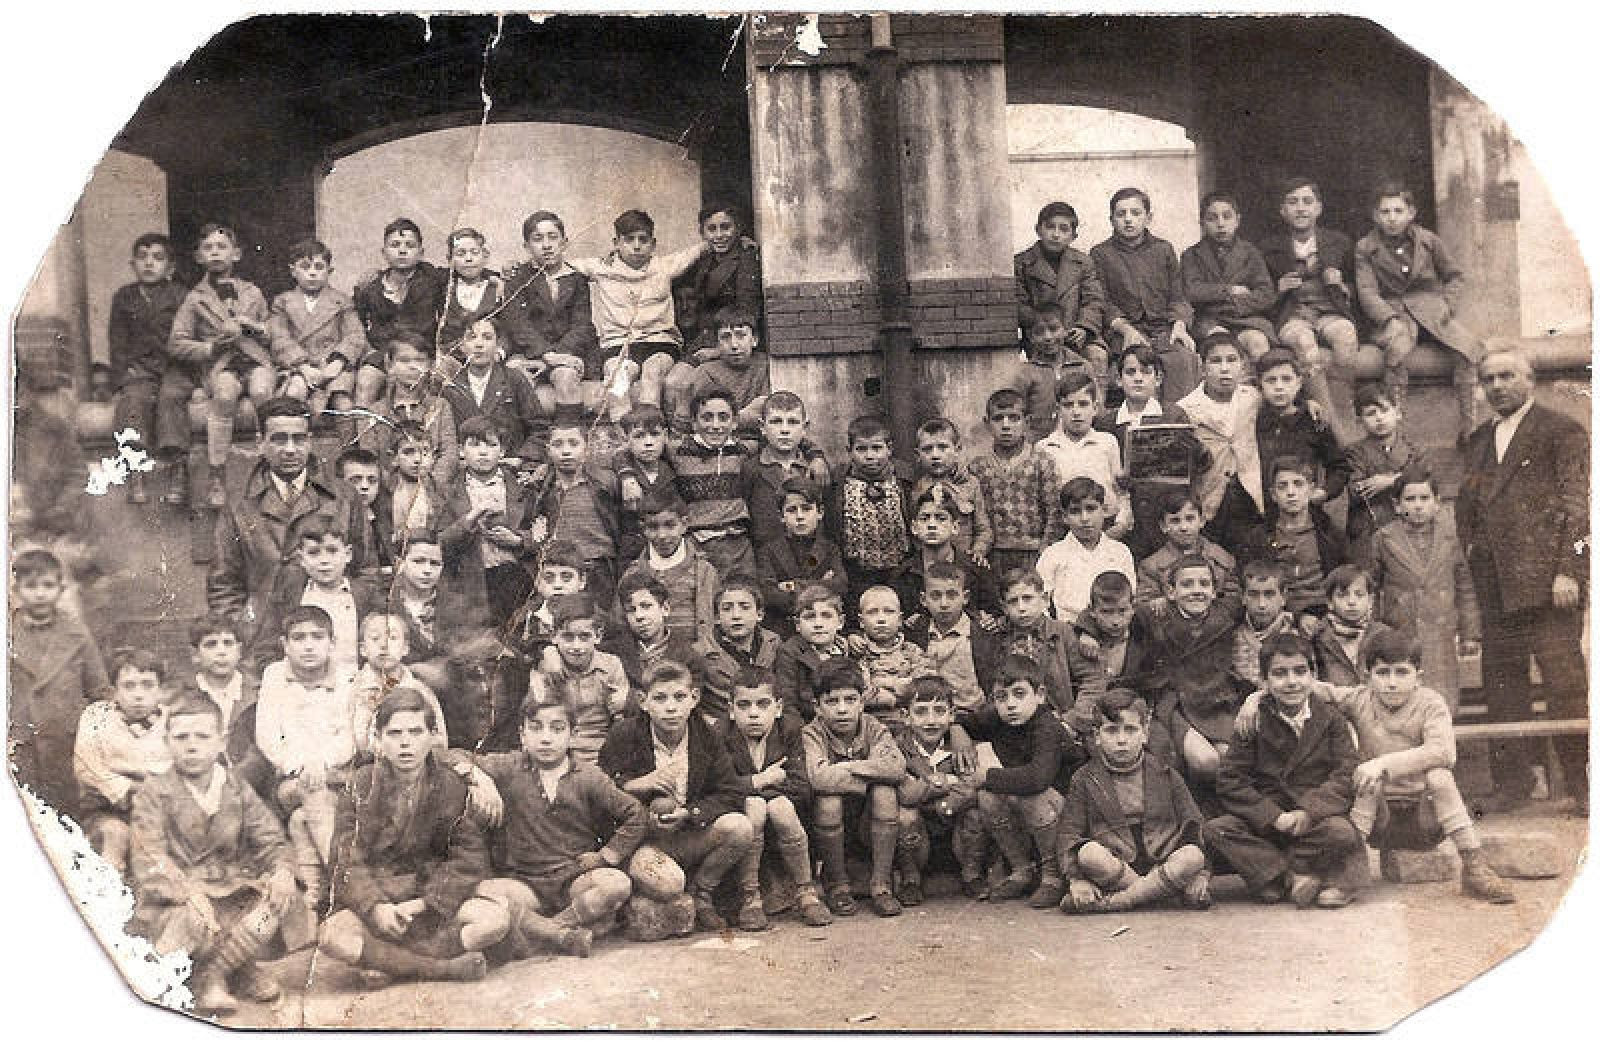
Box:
(4, 9, 1591, 1032)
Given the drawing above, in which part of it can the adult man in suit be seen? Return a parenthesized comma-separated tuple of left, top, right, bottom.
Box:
(1455, 348, 1588, 810)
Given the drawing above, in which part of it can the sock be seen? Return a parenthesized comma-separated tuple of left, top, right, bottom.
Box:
(1104, 866, 1179, 911)
(988, 814, 1035, 879)
(869, 818, 899, 890)
(208, 912, 274, 975)
(776, 827, 816, 888)
(205, 414, 233, 469)
(1029, 824, 1062, 884)
(814, 823, 847, 887)
(896, 825, 927, 884)
(1448, 824, 1483, 853)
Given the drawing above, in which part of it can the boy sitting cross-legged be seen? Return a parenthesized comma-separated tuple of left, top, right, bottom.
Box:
(1058, 688, 1210, 914)
(599, 660, 757, 934)
(893, 676, 986, 903)
(129, 693, 298, 1015)
(722, 669, 834, 928)
(802, 658, 908, 918)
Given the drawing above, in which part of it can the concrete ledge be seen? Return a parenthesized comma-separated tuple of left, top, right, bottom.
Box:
(1480, 830, 1565, 879)
(1380, 846, 1460, 883)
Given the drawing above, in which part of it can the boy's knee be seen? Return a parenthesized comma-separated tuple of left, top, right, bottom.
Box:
(1183, 732, 1221, 781)
(813, 795, 844, 827)
(586, 867, 634, 905)
(317, 909, 367, 962)
(897, 808, 923, 833)
(765, 796, 803, 832)
(743, 796, 769, 829)
(976, 789, 1004, 817)
(1076, 841, 1123, 881)
(711, 812, 755, 850)
(1166, 843, 1208, 880)
(867, 783, 899, 819)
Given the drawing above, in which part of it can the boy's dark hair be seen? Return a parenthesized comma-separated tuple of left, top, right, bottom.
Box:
(914, 416, 960, 445)
(1256, 347, 1302, 378)
(259, 396, 312, 426)
(548, 593, 603, 632)
(699, 202, 743, 228)
(764, 390, 806, 418)
(110, 648, 167, 686)
(616, 570, 671, 610)
(1088, 570, 1133, 607)
(1394, 463, 1438, 496)
(913, 483, 959, 515)
(295, 513, 350, 548)
(384, 331, 433, 359)
(1096, 687, 1150, 725)
(732, 665, 777, 694)
(390, 421, 432, 455)
(335, 447, 381, 476)
(794, 584, 844, 616)
(847, 414, 892, 447)
(1118, 342, 1164, 375)
(619, 403, 667, 435)
(374, 686, 438, 734)
(166, 692, 224, 731)
(779, 476, 824, 509)
(132, 232, 172, 255)
(1165, 553, 1215, 587)
(523, 686, 574, 724)
(689, 387, 736, 419)
(12, 549, 64, 583)
(713, 307, 759, 336)
(1035, 201, 1078, 232)
(1372, 179, 1416, 209)
(922, 560, 969, 590)
(994, 654, 1046, 691)
(1259, 630, 1316, 677)
(538, 539, 586, 573)
(1279, 176, 1321, 204)
(521, 210, 565, 241)
(548, 417, 587, 440)
(446, 227, 486, 253)
(1199, 190, 1241, 217)
(1240, 559, 1287, 589)
(281, 604, 334, 637)
(196, 222, 239, 247)
(287, 238, 332, 265)
(190, 613, 243, 647)
(815, 657, 865, 697)
(1198, 331, 1241, 362)
(1267, 454, 1314, 487)
(614, 209, 654, 238)
(458, 415, 502, 445)
(1059, 476, 1106, 512)
(1001, 567, 1046, 598)
(716, 573, 765, 611)
(1109, 187, 1152, 214)
(383, 218, 422, 242)
(638, 487, 689, 519)
(643, 658, 695, 694)
(1156, 488, 1202, 520)
(1352, 380, 1398, 415)
(1324, 563, 1374, 598)
(398, 528, 443, 554)
(1055, 369, 1097, 402)
(1364, 628, 1424, 670)
(985, 388, 1025, 417)
(902, 674, 954, 711)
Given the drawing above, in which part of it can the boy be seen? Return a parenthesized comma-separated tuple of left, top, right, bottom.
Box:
(250, 515, 378, 674)
(905, 562, 1003, 716)
(8, 549, 110, 816)
(674, 203, 764, 352)
(128, 694, 297, 1014)
(1036, 371, 1127, 536)
(1091, 188, 1199, 401)
(889, 484, 999, 622)
(853, 585, 934, 730)
(1310, 565, 1384, 686)
(1344, 380, 1428, 559)
(350, 611, 448, 756)
(571, 209, 708, 420)
(599, 660, 757, 933)
(188, 614, 269, 797)
(1178, 332, 1266, 550)
(743, 390, 834, 558)
(436, 228, 511, 352)
(962, 655, 1083, 907)
(894, 676, 985, 902)
(74, 650, 172, 873)
(503, 539, 589, 667)
(440, 416, 543, 624)
(1135, 490, 1238, 609)
(688, 308, 771, 434)
(317, 690, 497, 983)
(386, 423, 448, 548)
(105, 232, 186, 504)
(441, 316, 547, 465)
(829, 414, 913, 612)
(1355, 180, 1483, 438)
(526, 595, 630, 765)
(1240, 456, 1350, 633)
(910, 416, 993, 564)
(772, 585, 852, 723)
(1207, 633, 1364, 908)
(1254, 348, 1347, 505)
(1058, 688, 1209, 913)
(1069, 571, 1150, 688)
(352, 218, 447, 399)
(802, 658, 908, 917)
(1180, 191, 1277, 362)
(354, 332, 459, 490)
(538, 418, 621, 605)
(1232, 560, 1300, 688)
(612, 404, 677, 563)
(723, 669, 833, 928)
(168, 223, 274, 508)
(501, 210, 602, 419)
(995, 568, 1106, 733)
(693, 575, 783, 727)
(671, 388, 760, 580)
(605, 571, 704, 706)
(969, 388, 1065, 582)
(623, 488, 720, 641)
(1260, 178, 1359, 429)
(1014, 202, 1110, 398)
(462, 693, 648, 958)
(335, 447, 393, 570)
(267, 238, 367, 418)
(1035, 477, 1136, 623)
(1013, 305, 1101, 440)
(254, 605, 358, 908)
(756, 476, 847, 632)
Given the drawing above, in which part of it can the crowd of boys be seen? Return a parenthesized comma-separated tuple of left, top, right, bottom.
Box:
(10, 179, 1566, 1013)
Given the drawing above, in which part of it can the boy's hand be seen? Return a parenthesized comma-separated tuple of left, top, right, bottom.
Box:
(1352, 472, 1398, 500)
(1170, 323, 1195, 352)
(1323, 267, 1345, 288)
(754, 762, 787, 790)
(574, 851, 608, 872)
(264, 867, 298, 916)
(462, 505, 490, 529)
(544, 352, 585, 375)
(1227, 284, 1253, 299)
(653, 805, 690, 830)
(1234, 692, 1264, 738)
(1274, 810, 1312, 836)
(1353, 759, 1388, 794)
(1078, 634, 1102, 660)
(1068, 879, 1103, 909)
(1065, 326, 1089, 351)
(485, 525, 523, 548)
(465, 769, 505, 827)
(1296, 612, 1323, 638)
(218, 318, 244, 341)
(299, 763, 328, 794)
(1277, 272, 1304, 293)
(620, 476, 644, 508)
(370, 902, 409, 940)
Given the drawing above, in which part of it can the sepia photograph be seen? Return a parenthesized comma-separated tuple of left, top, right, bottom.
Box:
(2, 1, 1592, 1036)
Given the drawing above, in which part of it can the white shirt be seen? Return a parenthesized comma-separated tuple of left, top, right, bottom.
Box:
(1493, 397, 1535, 462)
(1036, 429, 1123, 512)
(185, 765, 226, 817)
(1115, 398, 1167, 429)
(195, 671, 243, 730)
(455, 279, 489, 313)
(254, 660, 358, 776)
(301, 579, 360, 670)
(1036, 532, 1137, 621)
(647, 540, 690, 572)
(302, 292, 322, 315)
(1178, 384, 1264, 515)
(466, 366, 493, 406)
(652, 729, 691, 805)
(270, 470, 307, 506)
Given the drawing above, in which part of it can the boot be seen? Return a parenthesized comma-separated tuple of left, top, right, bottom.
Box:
(359, 937, 487, 981)
(208, 915, 276, 1001)
(690, 885, 727, 932)
(1460, 848, 1516, 904)
(516, 911, 593, 957)
(190, 964, 239, 1015)
(736, 890, 769, 932)
(1026, 826, 1065, 908)
(814, 823, 853, 914)
(895, 826, 926, 907)
(1289, 871, 1324, 909)
(1181, 868, 1213, 910)
(231, 962, 281, 1004)
(161, 459, 189, 506)
(1101, 866, 1179, 912)
(794, 883, 833, 927)
(987, 816, 1037, 901)
(868, 818, 901, 916)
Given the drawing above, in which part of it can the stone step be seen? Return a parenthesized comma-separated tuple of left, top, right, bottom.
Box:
(1378, 846, 1459, 883)
(1480, 830, 1566, 879)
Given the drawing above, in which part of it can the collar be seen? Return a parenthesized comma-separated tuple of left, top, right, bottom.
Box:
(758, 445, 805, 469)
(17, 611, 56, 629)
(286, 665, 339, 690)
(1115, 398, 1165, 426)
(651, 726, 690, 756)
(1111, 233, 1152, 253)
(1271, 697, 1313, 733)
(929, 613, 971, 640)
(464, 468, 506, 487)
(271, 470, 308, 503)
(303, 577, 353, 597)
(1495, 396, 1535, 433)
(647, 540, 690, 572)
(715, 628, 760, 657)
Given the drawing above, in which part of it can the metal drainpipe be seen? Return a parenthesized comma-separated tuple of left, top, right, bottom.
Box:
(865, 13, 918, 460)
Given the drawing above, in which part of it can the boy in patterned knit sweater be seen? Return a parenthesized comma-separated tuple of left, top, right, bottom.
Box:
(670, 387, 760, 580)
(828, 415, 913, 620)
(969, 389, 1064, 583)
(616, 488, 720, 641)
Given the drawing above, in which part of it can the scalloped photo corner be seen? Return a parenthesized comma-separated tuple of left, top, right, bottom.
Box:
(5, 9, 1591, 1032)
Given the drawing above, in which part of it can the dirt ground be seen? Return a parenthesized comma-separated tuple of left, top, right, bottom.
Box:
(210, 812, 1590, 1033)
